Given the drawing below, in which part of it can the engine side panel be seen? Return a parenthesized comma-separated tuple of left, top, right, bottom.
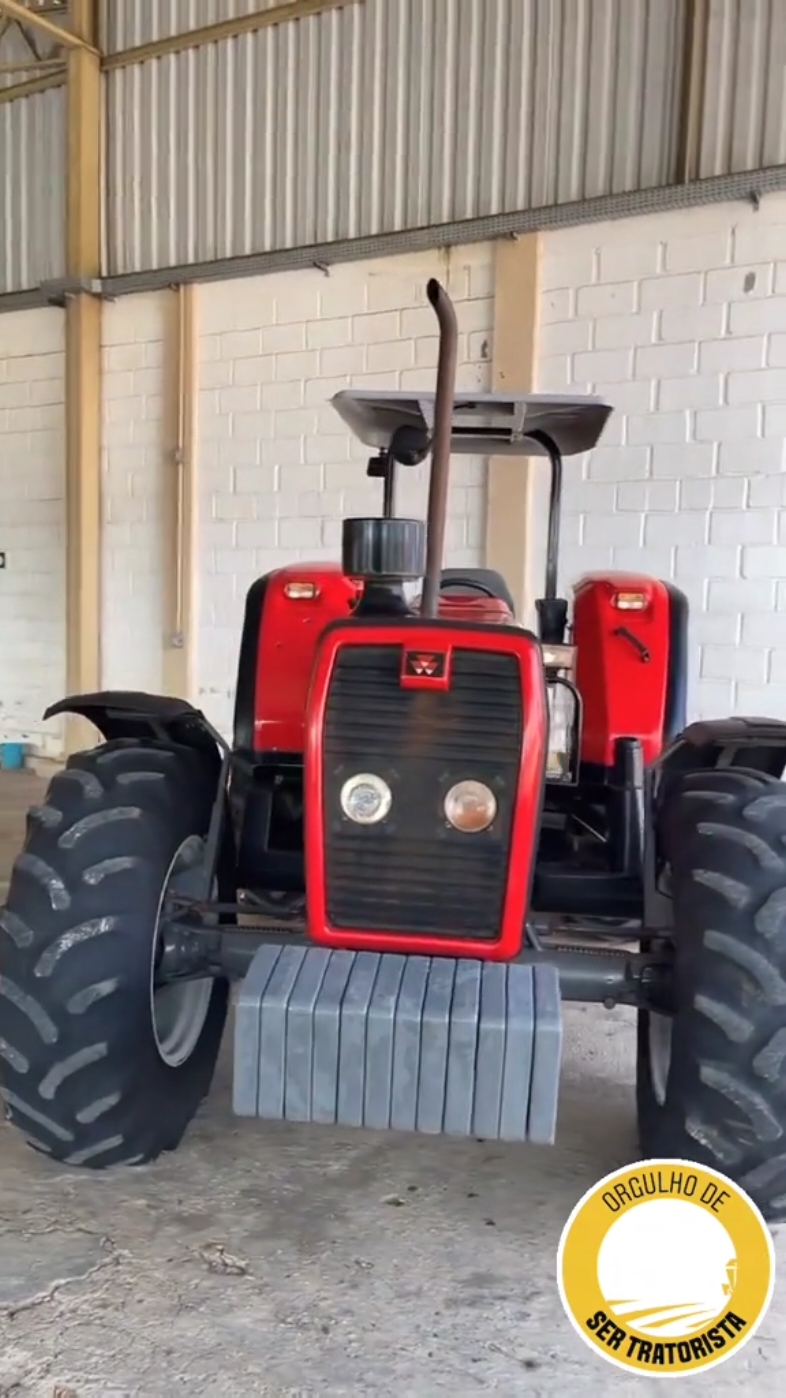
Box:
(304, 618, 548, 960)
(572, 572, 688, 768)
(234, 564, 362, 753)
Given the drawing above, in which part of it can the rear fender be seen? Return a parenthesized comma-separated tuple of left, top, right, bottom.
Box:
(657, 717, 786, 785)
(644, 717, 786, 930)
(45, 691, 224, 770)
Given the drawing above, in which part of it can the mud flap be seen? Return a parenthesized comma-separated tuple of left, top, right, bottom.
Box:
(232, 946, 562, 1143)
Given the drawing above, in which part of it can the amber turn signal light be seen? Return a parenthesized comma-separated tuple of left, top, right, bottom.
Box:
(612, 591, 648, 611)
(283, 581, 320, 600)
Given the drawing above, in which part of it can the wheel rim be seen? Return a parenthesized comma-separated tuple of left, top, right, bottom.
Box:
(151, 835, 215, 1068)
(649, 1011, 673, 1107)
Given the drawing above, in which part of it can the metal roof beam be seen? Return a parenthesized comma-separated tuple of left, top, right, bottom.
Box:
(0, 57, 64, 70)
(0, 0, 98, 53)
(102, 0, 361, 70)
(676, 0, 711, 183)
(0, 70, 64, 102)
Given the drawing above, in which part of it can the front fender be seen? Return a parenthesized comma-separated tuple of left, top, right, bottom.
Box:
(45, 690, 224, 763)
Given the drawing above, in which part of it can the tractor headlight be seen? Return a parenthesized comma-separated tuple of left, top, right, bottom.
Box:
(444, 780, 497, 833)
(340, 773, 392, 825)
(547, 680, 578, 780)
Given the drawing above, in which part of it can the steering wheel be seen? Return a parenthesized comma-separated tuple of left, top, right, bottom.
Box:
(439, 577, 500, 600)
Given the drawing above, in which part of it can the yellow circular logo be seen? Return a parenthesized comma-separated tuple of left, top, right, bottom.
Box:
(557, 1158, 775, 1377)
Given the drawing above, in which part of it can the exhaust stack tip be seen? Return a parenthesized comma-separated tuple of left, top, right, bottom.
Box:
(420, 276, 459, 620)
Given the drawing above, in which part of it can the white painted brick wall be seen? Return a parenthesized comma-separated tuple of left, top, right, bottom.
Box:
(538, 192, 786, 721)
(22, 198, 782, 751)
(0, 309, 66, 757)
(197, 245, 494, 736)
(101, 291, 170, 695)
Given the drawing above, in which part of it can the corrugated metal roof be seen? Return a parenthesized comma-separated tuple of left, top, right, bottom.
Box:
(0, 15, 66, 292)
(104, 0, 687, 276)
(0, 87, 65, 292)
(699, 0, 786, 176)
(2, 0, 783, 292)
(99, 0, 287, 53)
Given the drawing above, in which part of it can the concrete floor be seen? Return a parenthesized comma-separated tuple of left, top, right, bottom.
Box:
(1, 771, 785, 1396)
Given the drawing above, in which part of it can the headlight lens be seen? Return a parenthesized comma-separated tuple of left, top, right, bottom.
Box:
(546, 680, 577, 779)
(340, 772, 392, 825)
(444, 780, 497, 833)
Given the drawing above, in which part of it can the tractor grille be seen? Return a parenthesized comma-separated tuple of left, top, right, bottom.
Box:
(322, 645, 523, 940)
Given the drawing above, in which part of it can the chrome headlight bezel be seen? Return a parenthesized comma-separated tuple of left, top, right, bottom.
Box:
(339, 772, 393, 825)
(443, 779, 498, 833)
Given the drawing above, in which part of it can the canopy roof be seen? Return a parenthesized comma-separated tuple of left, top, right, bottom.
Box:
(330, 390, 613, 458)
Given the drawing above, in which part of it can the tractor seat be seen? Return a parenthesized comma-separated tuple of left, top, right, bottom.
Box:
(436, 595, 515, 625)
(432, 567, 516, 625)
(440, 568, 516, 613)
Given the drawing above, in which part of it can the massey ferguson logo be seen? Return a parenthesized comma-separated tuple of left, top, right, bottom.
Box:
(404, 651, 446, 678)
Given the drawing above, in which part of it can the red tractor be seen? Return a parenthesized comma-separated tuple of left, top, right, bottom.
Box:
(3, 280, 786, 1218)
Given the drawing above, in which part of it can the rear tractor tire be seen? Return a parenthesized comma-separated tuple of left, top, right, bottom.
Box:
(0, 739, 230, 1169)
(638, 766, 786, 1222)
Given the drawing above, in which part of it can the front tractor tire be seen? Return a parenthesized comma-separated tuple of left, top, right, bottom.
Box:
(0, 739, 229, 1169)
(638, 766, 786, 1221)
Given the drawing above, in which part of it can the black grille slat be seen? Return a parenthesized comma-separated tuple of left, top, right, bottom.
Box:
(326, 842, 507, 935)
(325, 649, 522, 766)
(323, 645, 523, 941)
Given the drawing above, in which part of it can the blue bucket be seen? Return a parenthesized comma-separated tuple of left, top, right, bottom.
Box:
(1, 742, 26, 771)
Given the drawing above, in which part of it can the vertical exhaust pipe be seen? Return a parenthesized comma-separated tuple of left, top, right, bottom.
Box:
(421, 278, 458, 619)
